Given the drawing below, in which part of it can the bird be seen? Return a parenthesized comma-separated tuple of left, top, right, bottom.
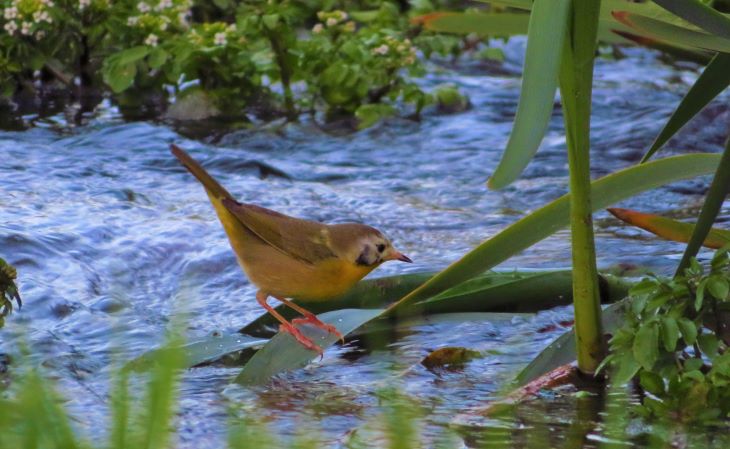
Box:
(170, 144, 412, 355)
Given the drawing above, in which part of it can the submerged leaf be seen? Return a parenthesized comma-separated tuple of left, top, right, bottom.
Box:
(421, 347, 481, 370)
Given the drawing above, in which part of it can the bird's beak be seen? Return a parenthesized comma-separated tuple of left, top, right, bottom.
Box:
(389, 250, 412, 263)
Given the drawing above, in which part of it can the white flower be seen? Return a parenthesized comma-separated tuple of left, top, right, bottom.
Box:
(40, 0, 54, 6)
(79, 0, 91, 9)
(226, 23, 236, 33)
(3, 7, 18, 19)
(4, 20, 17, 35)
(156, 0, 172, 11)
(325, 17, 337, 27)
(127, 16, 139, 25)
(20, 21, 31, 35)
(159, 21, 168, 30)
(144, 33, 158, 46)
(34, 11, 51, 23)
(137, 1, 150, 12)
(338, 11, 348, 21)
(312, 23, 323, 34)
(372, 44, 389, 55)
(35, 30, 45, 39)
(178, 11, 190, 27)
(213, 32, 226, 45)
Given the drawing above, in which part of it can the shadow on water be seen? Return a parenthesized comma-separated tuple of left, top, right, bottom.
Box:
(1, 39, 730, 448)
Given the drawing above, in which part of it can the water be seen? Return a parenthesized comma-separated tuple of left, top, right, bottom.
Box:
(1, 39, 729, 448)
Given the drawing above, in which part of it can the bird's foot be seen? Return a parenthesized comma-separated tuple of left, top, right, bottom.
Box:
(279, 322, 324, 358)
(292, 314, 345, 344)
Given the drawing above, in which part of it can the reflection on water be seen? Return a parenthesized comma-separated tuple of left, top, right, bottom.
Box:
(0, 40, 729, 448)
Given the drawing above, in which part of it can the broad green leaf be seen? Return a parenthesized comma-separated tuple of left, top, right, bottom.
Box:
(678, 317, 698, 345)
(642, 53, 730, 162)
(661, 316, 679, 351)
(707, 275, 729, 300)
(611, 349, 641, 385)
(234, 309, 384, 385)
(640, 370, 666, 396)
(148, 48, 169, 70)
(651, 0, 730, 40)
(676, 138, 730, 275)
(487, 0, 570, 189)
(698, 333, 720, 357)
(415, 12, 529, 36)
(633, 323, 659, 370)
(613, 11, 730, 53)
(239, 154, 721, 384)
(126, 334, 268, 371)
(607, 207, 730, 249)
(108, 46, 151, 66)
(696, 278, 707, 311)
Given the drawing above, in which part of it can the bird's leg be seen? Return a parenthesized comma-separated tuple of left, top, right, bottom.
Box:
(272, 295, 345, 344)
(256, 291, 323, 356)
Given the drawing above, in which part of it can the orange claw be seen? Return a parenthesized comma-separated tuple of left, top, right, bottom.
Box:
(292, 314, 345, 344)
(279, 322, 324, 358)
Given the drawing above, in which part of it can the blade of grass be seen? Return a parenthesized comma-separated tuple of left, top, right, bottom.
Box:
(235, 154, 721, 384)
(487, 0, 570, 189)
(608, 207, 730, 248)
(641, 53, 730, 162)
(651, 0, 730, 40)
(676, 137, 730, 276)
(612, 11, 730, 53)
(413, 12, 529, 36)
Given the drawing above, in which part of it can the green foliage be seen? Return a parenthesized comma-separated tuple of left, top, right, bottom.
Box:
(0, 0, 469, 125)
(606, 248, 730, 421)
(0, 258, 20, 328)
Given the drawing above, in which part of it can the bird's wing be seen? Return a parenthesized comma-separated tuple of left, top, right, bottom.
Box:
(222, 199, 338, 266)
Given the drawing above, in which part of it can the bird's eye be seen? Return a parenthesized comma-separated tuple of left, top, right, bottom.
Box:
(377, 244, 386, 253)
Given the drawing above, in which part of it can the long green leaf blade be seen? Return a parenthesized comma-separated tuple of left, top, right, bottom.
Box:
(613, 11, 730, 53)
(642, 53, 730, 162)
(651, 0, 730, 40)
(487, 0, 570, 189)
(676, 137, 730, 275)
(234, 154, 721, 384)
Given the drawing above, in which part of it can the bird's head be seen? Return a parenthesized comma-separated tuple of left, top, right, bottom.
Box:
(352, 227, 412, 267)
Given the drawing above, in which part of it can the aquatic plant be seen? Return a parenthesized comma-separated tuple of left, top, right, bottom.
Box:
(0, 257, 20, 328)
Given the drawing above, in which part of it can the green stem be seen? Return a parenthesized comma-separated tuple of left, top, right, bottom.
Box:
(267, 31, 297, 121)
(560, 0, 604, 375)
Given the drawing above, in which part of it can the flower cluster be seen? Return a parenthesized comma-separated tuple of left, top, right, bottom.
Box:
(312, 9, 355, 34)
(125, 0, 192, 47)
(2, 0, 55, 40)
(371, 35, 417, 65)
(187, 22, 239, 48)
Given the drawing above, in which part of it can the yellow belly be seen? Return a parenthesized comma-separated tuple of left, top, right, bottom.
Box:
(210, 196, 374, 301)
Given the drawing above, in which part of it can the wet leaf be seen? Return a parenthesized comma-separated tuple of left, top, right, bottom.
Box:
(421, 347, 481, 369)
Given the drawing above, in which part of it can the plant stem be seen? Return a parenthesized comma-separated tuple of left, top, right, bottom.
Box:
(267, 31, 297, 121)
(560, 0, 604, 375)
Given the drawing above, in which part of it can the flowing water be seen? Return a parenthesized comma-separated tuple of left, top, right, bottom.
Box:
(1, 40, 730, 447)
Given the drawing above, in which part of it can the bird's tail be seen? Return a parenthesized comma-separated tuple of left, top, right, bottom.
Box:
(170, 144, 233, 200)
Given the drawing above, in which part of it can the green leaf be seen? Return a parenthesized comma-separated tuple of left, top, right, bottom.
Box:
(240, 154, 722, 384)
(148, 48, 169, 70)
(633, 323, 660, 370)
(640, 370, 666, 396)
(695, 278, 706, 311)
(355, 104, 395, 129)
(417, 12, 530, 36)
(676, 138, 730, 275)
(234, 309, 384, 385)
(684, 357, 704, 372)
(698, 333, 720, 357)
(661, 316, 679, 351)
(650, 0, 730, 41)
(641, 53, 730, 162)
(104, 64, 138, 94)
(487, 0, 570, 189)
(612, 11, 730, 53)
(612, 350, 641, 385)
(678, 317, 698, 345)
(707, 275, 729, 300)
(262, 14, 280, 30)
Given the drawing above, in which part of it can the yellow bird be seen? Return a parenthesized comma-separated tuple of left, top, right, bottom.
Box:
(170, 144, 412, 354)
